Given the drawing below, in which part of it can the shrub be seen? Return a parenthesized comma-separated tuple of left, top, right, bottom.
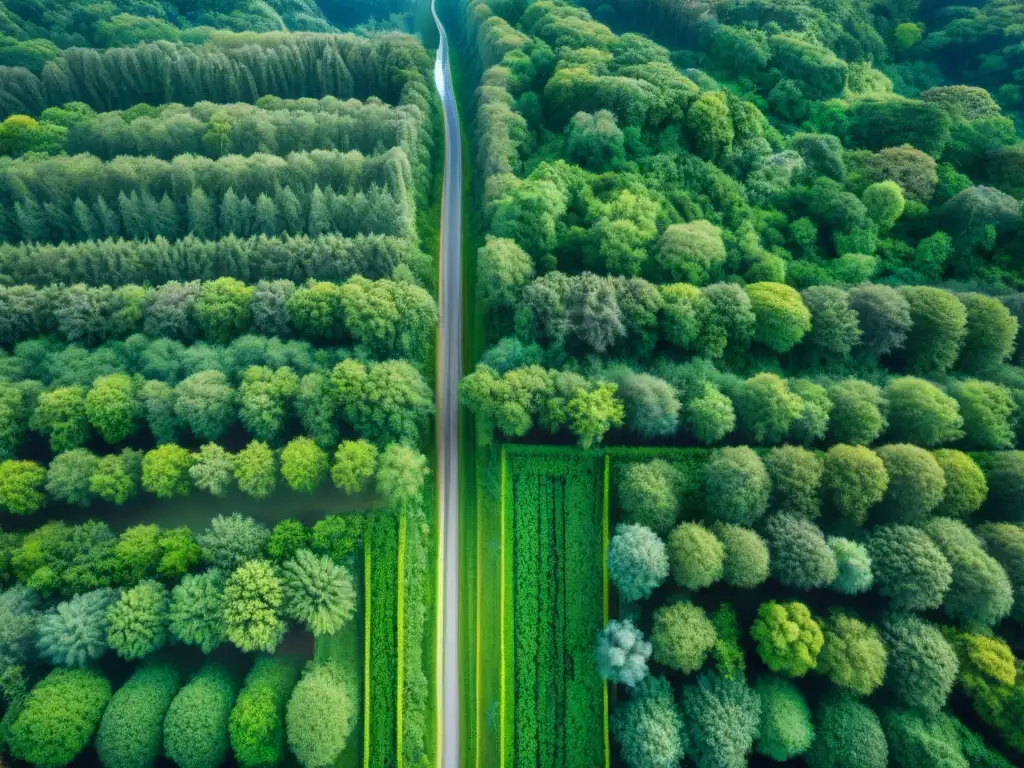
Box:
(933, 450, 987, 518)
(596, 619, 652, 687)
(229, 656, 303, 768)
(36, 587, 117, 667)
(764, 446, 822, 518)
(827, 380, 887, 445)
(820, 444, 888, 525)
(828, 537, 873, 595)
(330, 440, 377, 494)
(977, 523, 1024, 621)
(198, 513, 269, 570)
(881, 709, 967, 768)
(8, 668, 112, 768)
(745, 282, 811, 352)
(876, 444, 946, 523)
(224, 560, 285, 653)
(884, 377, 963, 447)
(881, 613, 958, 712)
(762, 513, 837, 589)
(817, 611, 886, 696)
(703, 447, 770, 526)
(953, 380, 1016, 450)
(280, 437, 328, 494)
(732, 374, 803, 444)
(286, 662, 358, 768)
(898, 286, 967, 374)
(96, 663, 180, 768)
(754, 676, 814, 761)
(169, 569, 226, 653)
(0, 459, 46, 514)
(281, 549, 356, 636)
(750, 600, 823, 677)
(610, 676, 686, 768)
(681, 672, 761, 768)
(618, 460, 680, 534)
(981, 451, 1024, 517)
(105, 580, 170, 661)
(651, 601, 717, 674)
(923, 517, 1013, 628)
(806, 694, 888, 768)
(867, 525, 952, 611)
(713, 523, 769, 589)
(164, 663, 239, 768)
(608, 523, 669, 601)
(667, 523, 724, 590)
(710, 605, 746, 682)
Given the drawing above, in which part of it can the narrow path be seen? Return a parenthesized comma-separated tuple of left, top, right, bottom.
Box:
(431, 3, 463, 766)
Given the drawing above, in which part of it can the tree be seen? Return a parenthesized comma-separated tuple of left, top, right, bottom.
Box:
(828, 537, 873, 595)
(566, 382, 624, 448)
(805, 694, 888, 768)
(96, 663, 180, 768)
(751, 600, 823, 677)
(933, 449, 987, 518)
(199, 513, 269, 570)
(699, 283, 756, 358)
(703, 447, 770, 526)
(564, 110, 625, 171)
(977, 523, 1024, 621)
(281, 549, 356, 636)
(618, 460, 680, 535)
(8, 668, 111, 768)
(174, 371, 235, 441)
(765, 446, 822, 519)
(169, 570, 226, 653)
(651, 601, 717, 674)
(654, 221, 726, 285)
(239, 366, 299, 444)
(279, 437, 328, 495)
(688, 92, 735, 160)
(876, 444, 946, 524)
(745, 283, 811, 353)
(157, 527, 201, 581)
(762, 513, 837, 589)
(376, 443, 429, 508)
(90, 449, 142, 505)
(330, 440, 377, 494)
(867, 525, 952, 612)
(754, 676, 813, 761)
(235, 441, 277, 500)
(0, 585, 40, 681)
(789, 380, 832, 445)
(267, 519, 309, 563)
(477, 237, 534, 311)
(616, 373, 680, 439)
(817, 611, 886, 696)
(668, 523, 724, 590)
(957, 293, 1018, 373)
(112, 524, 160, 585)
(105, 580, 169, 662)
(732, 374, 803, 445)
(881, 709, 967, 768)
(229, 656, 302, 768)
(286, 662, 358, 768)
(224, 560, 285, 653)
(608, 523, 669, 602)
(36, 588, 117, 667)
(923, 517, 1013, 628)
(286, 281, 345, 340)
(685, 384, 735, 444)
(333, 360, 433, 445)
(884, 377, 963, 447)
(195, 277, 252, 344)
(30, 386, 89, 452)
(140, 380, 180, 443)
(862, 181, 905, 231)
(800, 286, 862, 364)
(847, 284, 912, 361)
(953, 380, 1016, 450)
(164, 664, 239, 768)
(46, 449, 98, 507)
(713, 523, 770, 589)
(85, 374, 138, 444)
(596, 619, 652, 687)
(610, 676, 686, 768)
(681, 672, 760, 768)
(881, 614, 958, 712)
(827, 379, 886, 445)
(898, 286, 967, 374)
(981, 452, 1024, 517)
(189, 443, 236, 497)
(142, 444, 194, 499)
(661, 284, 707, 352)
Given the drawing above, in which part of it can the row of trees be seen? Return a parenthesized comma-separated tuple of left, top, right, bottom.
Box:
(0, 277, 437, 358)
(0, 438, 428, 514)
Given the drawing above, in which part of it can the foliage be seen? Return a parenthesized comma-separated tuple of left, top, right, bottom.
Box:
(703, 447, 769, 526)
(883, 378, 963, 447)
(610, 676, 687, 768)
(235, 441, 277, 500)
(754, 675, 813, 761)
(224, 560, 285, 654)
(141, 444, 193, 499)
(198, 513, 269, 570)
(608, 523, 669, 601)
(596, 619, 652, 687)
(281, 549, 356, 636)
(762, 513, 837, 589)
(376, 443, 429, 508)
(229, 656, 302, 768)
(750, 600, 823, 677)
(330, 440, 377, 494)
(0, 460, 46, 515)
(667, 523, 724, 590)
(876, 444, 946, 523)
(681, 672, 761, 768)
(806, 694, 888, 768)
(164, 663, 238, 768)
(933, 450, 987, 518)
(36, 587, 116, 667)
(828, 537, 873, 595)
(817, 611, 886, 696)
(867, 525, 952, 611)
(713, 523, 769, 589)
(618, 460, 680, 534)
(650, 601, 717, 674)
(105, 580, 169, 661)
(96, 663, 180, 768)
(169, 570, 225, 654)
(765, 445, 822, 518)
(745, 283, 811, 353)
(881, 614, 959, 712)
(286, 661, 358, 768)
(977, 523, 1024, 621)
(881, 709, 967, 768)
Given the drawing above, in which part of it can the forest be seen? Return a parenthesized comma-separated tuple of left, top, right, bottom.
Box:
(448, 0, 1024, 765)
(0, 1, 440, 767)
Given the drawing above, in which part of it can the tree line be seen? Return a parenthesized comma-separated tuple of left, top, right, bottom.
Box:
(0, 277, 438, 361)
(0, 32, 434, 120)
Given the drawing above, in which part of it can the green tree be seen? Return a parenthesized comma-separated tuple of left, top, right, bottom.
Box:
(745, 282, 811, 353)
(765, 445, 822, 519)
(952, 380, 1016, 450)
(199, 513, 269, 570)
(9, 668, 111, 768)
(868, 524, 952, 611)
(112, 524, 159, 585)
(90, 449, 142, 505)
(95, 663, 180, 768)
(195, 278, 253, 344)
(651, 601, 717, 674)
(376, 443, 429, 508)
(862, 181, 905, 231)
(105, 580, 169, 661)
(608, 523, 669, 602)
(805, 694, 888, 768)
(654, 221, 726, 285)
(45, 449, 98, 507)
(30, 386, 89, 452)
(286, 662, 358, 768)
(685, 384, 735, 445)
(681, 672, 760, 768)
(281, 549, 356, 636)
(169, 570, 226, 653)
(958, 293, 1018, 373)
(732, 374, 803, 444)
(884, 377, 963, 447)
(847, 283, 912, 361)
(564, 110, 626, 171)
(687, 92, 734, 161)
(881, 709, 967, 768)
(826, 380, 887, 446)
(800, 286, 862, 365)
(762, 513, 837, 589)
(157, 527, 201, 581)
(828, 537, 873, 595)
(224, 560, 285, 653)
(610, 676, 686, 768)
(174, 371, 235, 441)
(933, 449, 987, 518)
(141, 444, 194, 499)
(751, 600, 823, 677)
(703, 447, 770, 526)
(229, 656, 302, 768)
(754, 675, 813, 761)
(596, 619, 652, 688)
(234, 440, 277, 500)
(881, 613, 958, 712)
(898, 286, 967, 374)
(164, 664, 239, 768)
(36, 588, 117, 667)
(267, 519, 309, 563)
(876, 444, 946, 523)
(330, 440, 377, 494)
(85, 374, 138, 444)
(280, 437, 328, 495)
(817, 611, 886, 696)
(977, 523, 1024, 621)
(618, 460, 680, 535)
(667, 523, 724, 590)
(189, 443, 235, 497)
(713, 523, 770, 589)
(477, 236, 534, 312)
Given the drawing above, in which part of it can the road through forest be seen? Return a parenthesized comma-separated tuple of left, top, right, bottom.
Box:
(431, 3, 463, 767)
